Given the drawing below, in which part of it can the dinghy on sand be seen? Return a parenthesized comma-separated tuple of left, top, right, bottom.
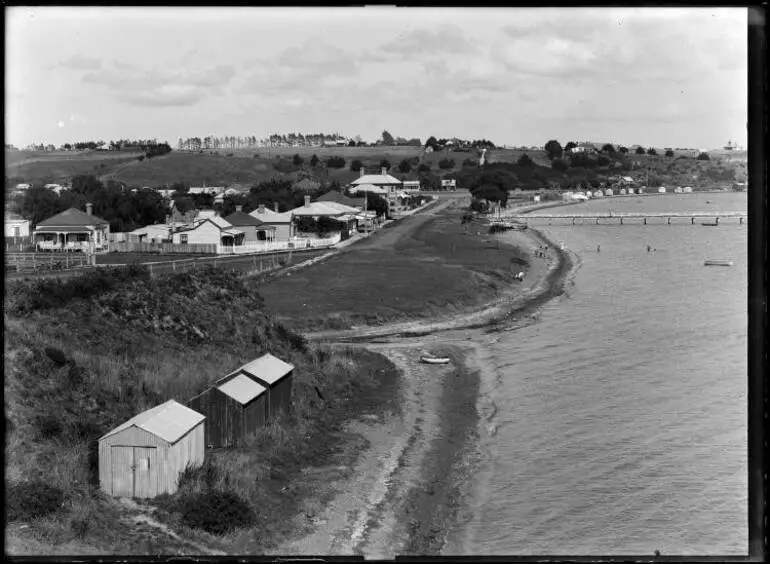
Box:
(420, 355, 452, 365)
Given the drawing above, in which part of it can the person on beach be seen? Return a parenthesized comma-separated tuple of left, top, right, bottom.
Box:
(597, 245, 601, 253)
(647, 245, 651, 252)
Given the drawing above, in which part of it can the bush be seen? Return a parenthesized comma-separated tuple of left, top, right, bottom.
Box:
(310, 154, 320, 167)
(462, 158, 477, 167)
(137, 155, 145, 161)
(7, 481, 65, 522)
(273, 158, 300, 173)
(398, 159, 411, 173)
(551, 158, 568, 172)
(517, 153, 534, 166)
(665, 149, 675, 157)
(417, 163, 431, 173)
(326, 156, 346, 169)
(697, 152, 710, 161)
(380, 159, 391, 170)
(438, 158, 455, 170)
(292, 154, 304, 166)
(350, 159, 364, 172)
(178, 490, 254, 535)
(597, 155, 611, 167)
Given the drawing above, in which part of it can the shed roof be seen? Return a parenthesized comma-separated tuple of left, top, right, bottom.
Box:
(291, 202, 346, 217)
(249, 207, 293, 223)
(99, 400, 204, 444)
(314, 201, 361, 214)
(36, 207, 110, 227)
(217, 373, 267, 404)
(228, 353, 295, 386)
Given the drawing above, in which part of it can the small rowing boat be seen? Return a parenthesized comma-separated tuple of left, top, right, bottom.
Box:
(420, 355, 451, 365)
(704, 259, 734, 267)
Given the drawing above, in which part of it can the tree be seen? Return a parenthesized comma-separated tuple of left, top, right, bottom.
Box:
(438, 158, 455, 170)
(379, 159, 391, 170)
(597, 155, 611, 167)
(310, 154, 320, 167)
(350, 159, 364, 172)
(647, 148, 657, 156)
(462, 158, 477, 168)
(564, 142, 577, 152)
(381, 130, 395, 146)
(551, 158, 568, 172)
(697, 152, 710, 161)
(325, 156, 346, 169)
(544, 140, 563, 160)
(665, 149, 675, 158)
(424, 136, 439, 151)
(517, 153, 534, 166)
(635, 146, 646, 155)
(618, 146, 629, 154)
(398, 159, 412, 173)
(417, 163, 431, 174)
(292, 154, 304, 166)
(601, 143, 615, 153)
(348, 140, 356, 147)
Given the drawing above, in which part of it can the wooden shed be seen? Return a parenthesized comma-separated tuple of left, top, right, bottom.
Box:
(187, 373, 268, 449)
(98, 400, 205, 498)
(222, 353, 295, 421)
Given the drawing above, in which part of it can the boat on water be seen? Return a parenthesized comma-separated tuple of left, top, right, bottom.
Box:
(701, 222, 719, 226)
(704, 259, 734, 267)
(420, 355, 452, 365)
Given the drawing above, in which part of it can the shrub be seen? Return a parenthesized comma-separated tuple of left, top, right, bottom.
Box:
(462, 158, 477, 167)
(597, 155, 611, 167)
(350, 159, 364, 172)
(7, 481, 65, 522)
(665, 149, 675, 158)
(438, 158, 455, 169)
(517, 154, 533, 166)
(551, 158, 568, 172)
(398, 159, 411, 173)
(635, 146, 646, 154)
(697, 152, 710, 161)
(292, 154, 304, 166)
(326, 156, 346, 169)
(178, 490, 254, 535)
(137, 155, 145, 162)
(417, 163, 431, 173)
(379, 159, 391, 170)
(310, 154, 320, 167)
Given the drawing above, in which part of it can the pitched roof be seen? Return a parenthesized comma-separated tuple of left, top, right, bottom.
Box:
(176, 218, 243, 235)
(349, 184, 388, 195)
(290, 202, 347, 217)
(315, 191, 365, 208)
(99, 400, 205, 444)
(217, 373, 267, 405)
(223, 211, 266, 227)
(249, 207, 293, 223)
(313, 201, 361, 214)
(350, 173, 403, 186)
(36, 207, 109, 227)
(225, 353, 295, 386)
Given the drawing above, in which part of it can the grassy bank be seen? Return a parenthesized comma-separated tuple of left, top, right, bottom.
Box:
(4, 265, 401, 554)
(255, 209, 531, 331)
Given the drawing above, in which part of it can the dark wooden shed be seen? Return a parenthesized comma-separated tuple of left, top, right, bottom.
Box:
(225, 353, 295, 421)
(187, 373, 268, 449)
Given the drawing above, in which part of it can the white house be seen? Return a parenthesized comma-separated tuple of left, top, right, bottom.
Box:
(189, 186, 223, 196)
(249, 204, 294, 241)
(402, 180, 421, 192)
(33, 204, 110, 252)
(605, 189, 614, 196)
(658, 187, 667, 193)
(129, 224, 173, 243)
(350, 168, 405, 217)
(5, 213, 31, 238)
(172, 216, 244, 247)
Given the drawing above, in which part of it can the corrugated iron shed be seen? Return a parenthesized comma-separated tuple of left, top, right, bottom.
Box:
(217, 373, 267, 405)
(99, 399, 205, 444)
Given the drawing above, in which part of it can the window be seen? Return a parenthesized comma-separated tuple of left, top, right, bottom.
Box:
(180, 234, 188, 244)
(257, 230, 267, 241)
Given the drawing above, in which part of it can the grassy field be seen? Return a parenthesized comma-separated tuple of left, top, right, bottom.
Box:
(4, 266, 403, 554)
(255, 202, 530, 331)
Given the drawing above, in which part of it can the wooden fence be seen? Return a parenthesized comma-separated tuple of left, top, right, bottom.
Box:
(108, 241, 217, 254)
(5, 252, 93, 274)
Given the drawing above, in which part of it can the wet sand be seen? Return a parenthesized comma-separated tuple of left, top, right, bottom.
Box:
(267, 222, 576, 558)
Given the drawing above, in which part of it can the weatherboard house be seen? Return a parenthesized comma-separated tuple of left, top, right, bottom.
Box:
(33, 204, 110, 252)
(98, 400, 206, 498)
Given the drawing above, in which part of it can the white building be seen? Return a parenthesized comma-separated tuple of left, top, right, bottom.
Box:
(5, 214, 31, 238)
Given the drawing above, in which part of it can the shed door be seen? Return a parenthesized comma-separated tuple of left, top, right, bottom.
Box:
(110, 446, 134, 497)
(133, 447, 159, 499)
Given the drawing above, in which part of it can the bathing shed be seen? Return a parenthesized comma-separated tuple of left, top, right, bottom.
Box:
(222, 353, 295, 420)
(98, 400, 205, 498)
(187, 372, 269, 449)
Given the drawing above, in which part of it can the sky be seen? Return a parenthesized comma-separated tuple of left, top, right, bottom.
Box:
(5, 6, 749, 150)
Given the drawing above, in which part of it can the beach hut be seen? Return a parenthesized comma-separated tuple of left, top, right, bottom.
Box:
(218, 353, 295, 420)
(658, 187, 667, 193)
(619, 188, 627, 195)
(627, 188, 635, 194)
(605, 189, 614, 196)
(683, 186, 693, 193)
(187, 372, 269, 449)
(593, 190, 604, 198)
(98, 400, 205, 498)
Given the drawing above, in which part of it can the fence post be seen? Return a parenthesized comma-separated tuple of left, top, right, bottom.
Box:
(173, 261, 176, 272)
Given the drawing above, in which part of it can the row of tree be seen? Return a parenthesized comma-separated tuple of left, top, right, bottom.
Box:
(424, 136, 496, 151)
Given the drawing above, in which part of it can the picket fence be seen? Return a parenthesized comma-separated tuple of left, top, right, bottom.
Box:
(108, 241, 217, 254)
(218, 234, 342, 255)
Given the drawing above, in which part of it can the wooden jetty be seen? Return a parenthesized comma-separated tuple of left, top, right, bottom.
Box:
(502, 212, 747, 225)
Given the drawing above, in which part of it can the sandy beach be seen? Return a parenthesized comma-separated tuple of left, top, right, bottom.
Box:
(266, 222, 576, 558)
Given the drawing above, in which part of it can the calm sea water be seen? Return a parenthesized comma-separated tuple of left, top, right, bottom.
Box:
(449, 192, 748, 555)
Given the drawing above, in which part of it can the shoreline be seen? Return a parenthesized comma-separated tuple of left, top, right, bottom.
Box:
(270, 221, 579, 557)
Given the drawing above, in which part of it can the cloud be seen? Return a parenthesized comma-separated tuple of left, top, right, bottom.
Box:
(58, 55, 102, 70)
(82, 61, 235, 107)
(378, 25, 480, 58)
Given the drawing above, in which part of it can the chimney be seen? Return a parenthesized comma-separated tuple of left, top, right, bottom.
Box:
(304, 195, 311, 207)
(360, 168, 365, 178)
(86, 202, 93, 216)
(235, 205, 243, 213)
(381, 167, 387, 176)
(274, 202, 279, 213)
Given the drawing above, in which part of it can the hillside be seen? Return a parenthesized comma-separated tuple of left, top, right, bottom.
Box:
(4, 265, 401, 554)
